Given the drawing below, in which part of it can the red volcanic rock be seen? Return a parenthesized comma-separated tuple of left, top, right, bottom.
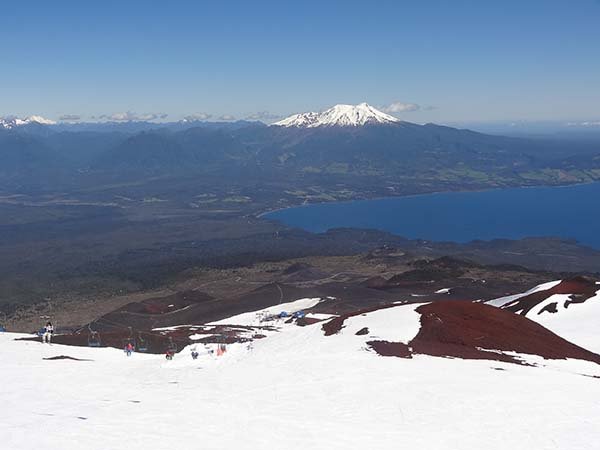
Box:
(367, 340, 411, 357)
(502, 276, 598, 315)
(295, 317, 323, 327)
(410, 301, 600, 364)
(329, 300, 600, 365)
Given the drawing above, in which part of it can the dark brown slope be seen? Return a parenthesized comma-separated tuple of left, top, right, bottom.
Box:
(408, 301, 600, 364)
(324, 300, 600, 365)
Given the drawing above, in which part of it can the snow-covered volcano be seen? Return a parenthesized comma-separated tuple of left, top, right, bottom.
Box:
(272, 103, 401, 128)
(0, 115, 56, 129)
(3, 297, 600, 450)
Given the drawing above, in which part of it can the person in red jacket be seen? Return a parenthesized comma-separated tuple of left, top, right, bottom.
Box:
(124, 342, 134, 356)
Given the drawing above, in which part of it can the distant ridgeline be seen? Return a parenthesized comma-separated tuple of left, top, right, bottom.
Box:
(1, 104, 599, 193)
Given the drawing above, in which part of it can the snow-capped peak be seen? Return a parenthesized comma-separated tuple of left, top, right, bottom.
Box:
(272, 103, 400, 128)
(26, 115, 56, 125)
(0, 115, 56, 129)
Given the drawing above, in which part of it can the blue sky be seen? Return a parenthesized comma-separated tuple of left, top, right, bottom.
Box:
(1, 0, 599, 124)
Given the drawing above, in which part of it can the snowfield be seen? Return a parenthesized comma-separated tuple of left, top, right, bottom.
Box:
(2, 301, 600, 450)
(527, 292, 600, 353)
(332, 303, 422, 343)
(489, 279, 600, 354)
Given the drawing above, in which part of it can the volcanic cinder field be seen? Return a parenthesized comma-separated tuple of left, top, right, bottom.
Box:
(2, 286, 600, 450)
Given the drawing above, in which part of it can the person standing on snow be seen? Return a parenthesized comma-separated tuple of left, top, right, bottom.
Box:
(42, 321, 54, 344)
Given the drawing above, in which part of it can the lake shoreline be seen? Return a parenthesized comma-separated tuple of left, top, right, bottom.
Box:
(256, 180, 599, 219)
(261, 181, 600, 250)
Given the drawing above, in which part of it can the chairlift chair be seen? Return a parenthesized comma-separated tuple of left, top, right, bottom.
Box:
(122, 327, 136, 350)
(137, 332, 149, 352)
(88, 330, 101, 347)
(167, 337, 178, 354)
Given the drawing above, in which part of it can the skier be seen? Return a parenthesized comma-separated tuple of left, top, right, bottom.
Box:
(165, 349, 174, 360)
(124, 342, 134, 356)
(42, 321, 54, 344)
(191, 349, 199, 360)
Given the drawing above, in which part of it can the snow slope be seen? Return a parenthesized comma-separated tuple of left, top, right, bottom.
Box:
(2, 301, 600, 450)
(525, 292, 600, 353)
(272, 103, 400, 128)
(329, 303, 422, 343)
(489, 280, 600, 354)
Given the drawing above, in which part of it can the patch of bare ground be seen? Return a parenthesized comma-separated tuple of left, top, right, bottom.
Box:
(408, 301, 600, 364)
(367, 341, 411, 357)
(326, 300, 600, 365)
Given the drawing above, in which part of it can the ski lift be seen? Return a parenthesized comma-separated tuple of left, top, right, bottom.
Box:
(88, 330, 101, 347)
(137, 332, 149, 352)
(122, 327, 136, 351)
(166, 336, 178, 354)
(164, 338, 178, 360)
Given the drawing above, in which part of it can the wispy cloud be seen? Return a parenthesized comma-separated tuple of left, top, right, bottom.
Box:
(183, 113, 212, 121)
(381, 102, 421, 113)
(218, 114, 236, 121)
(246, 111, 282, 122)
(566, 121, 600, 127)
(59, 114, 81, 121)
(98, 111, 168, 122)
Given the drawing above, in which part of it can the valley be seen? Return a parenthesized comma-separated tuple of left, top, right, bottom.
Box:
(0, 105, 600, 326)
(4, 4, 600, 450)
(2, 104, 600, 336)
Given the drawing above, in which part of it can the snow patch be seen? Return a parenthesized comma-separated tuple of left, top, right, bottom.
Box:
(487, 280, 562, 307)
(209, 297, 322, 326)
(338, 303, 423, 343)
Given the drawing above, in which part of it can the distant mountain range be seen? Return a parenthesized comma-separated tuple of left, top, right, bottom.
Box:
(1, 104, 599, 192)
(0, 115, 56, 129)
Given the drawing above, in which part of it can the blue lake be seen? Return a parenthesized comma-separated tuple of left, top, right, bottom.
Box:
(264, 183, 600, 249)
